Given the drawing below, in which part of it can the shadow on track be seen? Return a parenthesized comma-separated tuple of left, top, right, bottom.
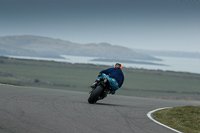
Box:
(95, 102, 133, 108)
(81, 99, 133, 108)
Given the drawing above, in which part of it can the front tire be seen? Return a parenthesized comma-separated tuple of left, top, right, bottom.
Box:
(88, 85, 103, 104)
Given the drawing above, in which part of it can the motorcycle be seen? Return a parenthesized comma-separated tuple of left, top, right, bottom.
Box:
(88, 76, 112, 104)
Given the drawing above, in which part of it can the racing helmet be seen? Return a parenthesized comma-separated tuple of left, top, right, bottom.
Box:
(114, 63, 122, 70)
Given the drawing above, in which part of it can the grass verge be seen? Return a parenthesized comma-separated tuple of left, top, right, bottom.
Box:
(0, 56, 200, 100)
(153, 106, 200, 133)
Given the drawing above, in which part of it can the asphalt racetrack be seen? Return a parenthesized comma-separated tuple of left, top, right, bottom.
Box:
(0, 84, 199, 133)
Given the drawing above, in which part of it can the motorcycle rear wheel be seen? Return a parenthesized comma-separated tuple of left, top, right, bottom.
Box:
(88, 85, 103, 104)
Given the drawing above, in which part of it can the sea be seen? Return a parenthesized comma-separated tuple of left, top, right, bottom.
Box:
(6, 55, 200, 74)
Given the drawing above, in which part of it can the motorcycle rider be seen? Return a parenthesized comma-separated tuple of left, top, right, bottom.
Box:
(91, 63, 124, 94)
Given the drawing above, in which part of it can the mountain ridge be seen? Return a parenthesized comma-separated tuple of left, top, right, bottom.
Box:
(0, 35, 161, 61)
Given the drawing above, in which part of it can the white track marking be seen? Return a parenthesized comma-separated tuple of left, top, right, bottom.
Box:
(147, 107, 183, 133)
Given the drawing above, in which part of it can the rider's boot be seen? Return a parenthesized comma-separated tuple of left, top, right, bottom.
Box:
(90, 79, 99, 89)
(110, 90, 116, 94)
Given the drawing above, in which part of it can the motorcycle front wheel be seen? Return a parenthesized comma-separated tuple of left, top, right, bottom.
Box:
(88, 85, 103, 104)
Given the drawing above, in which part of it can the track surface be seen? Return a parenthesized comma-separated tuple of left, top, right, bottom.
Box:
(0, 84, 199, 133)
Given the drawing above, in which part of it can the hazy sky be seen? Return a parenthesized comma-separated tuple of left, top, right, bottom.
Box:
(0, 0, 200, 52)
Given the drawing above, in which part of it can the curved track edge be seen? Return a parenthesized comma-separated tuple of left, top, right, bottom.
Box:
(147, 107, 182, 133)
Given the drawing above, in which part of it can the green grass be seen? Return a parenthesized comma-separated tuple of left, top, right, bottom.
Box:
(153, 106, 200, 133)
(0, 56, 200, 100)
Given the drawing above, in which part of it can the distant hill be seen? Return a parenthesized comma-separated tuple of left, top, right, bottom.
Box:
(0, 35, 161, 61)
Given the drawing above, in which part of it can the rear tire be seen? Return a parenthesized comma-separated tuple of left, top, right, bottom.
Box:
(88, 85, 103, 104)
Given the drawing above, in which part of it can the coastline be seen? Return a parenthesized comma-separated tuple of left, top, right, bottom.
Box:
(5, 55, 200, 74)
